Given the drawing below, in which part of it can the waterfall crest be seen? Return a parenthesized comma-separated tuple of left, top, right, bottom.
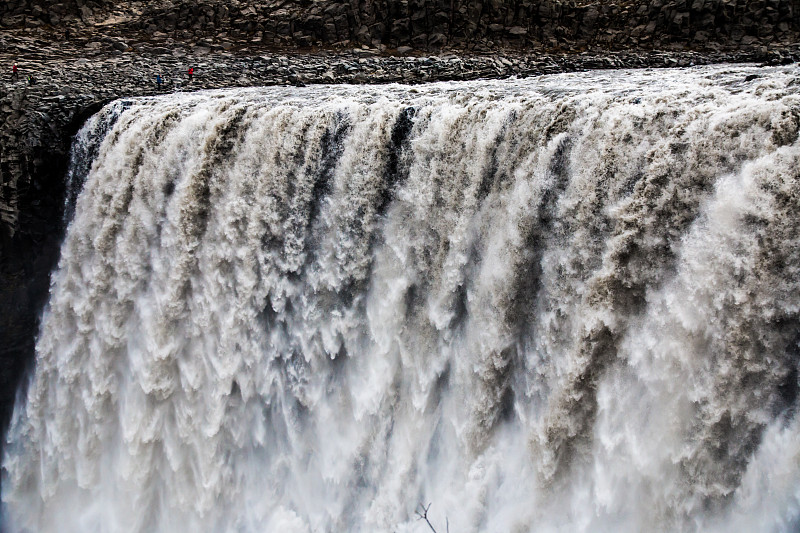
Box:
(3, 65, 800, 533)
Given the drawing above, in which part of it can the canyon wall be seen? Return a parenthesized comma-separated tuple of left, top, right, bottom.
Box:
(1, 0, 799, 53)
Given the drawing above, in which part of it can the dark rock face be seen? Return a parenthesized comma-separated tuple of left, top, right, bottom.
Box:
(0, 150, 66, 449)
(0, 0, 799, 449)
(0, 87, 87, 449)
(2, 0, 799, 53)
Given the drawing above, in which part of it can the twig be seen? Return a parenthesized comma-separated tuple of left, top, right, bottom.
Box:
(415, 502, 439, 533)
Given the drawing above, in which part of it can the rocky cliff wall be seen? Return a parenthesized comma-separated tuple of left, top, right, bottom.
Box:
(2, 0, 799, 53)
(129, 0, 800, 51)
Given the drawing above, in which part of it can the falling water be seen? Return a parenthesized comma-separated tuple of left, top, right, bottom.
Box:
(3, 65, 800, 532)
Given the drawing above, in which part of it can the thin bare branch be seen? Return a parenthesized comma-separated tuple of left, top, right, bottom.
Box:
(415, 502, 438, 533)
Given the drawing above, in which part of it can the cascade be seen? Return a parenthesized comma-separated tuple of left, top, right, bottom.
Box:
(3, 65, 800, 532)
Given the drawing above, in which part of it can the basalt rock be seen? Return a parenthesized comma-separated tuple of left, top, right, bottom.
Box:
(2, 1, 799, 54)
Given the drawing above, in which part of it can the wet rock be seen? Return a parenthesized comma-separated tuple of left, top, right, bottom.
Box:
(428, 33, 447, 47)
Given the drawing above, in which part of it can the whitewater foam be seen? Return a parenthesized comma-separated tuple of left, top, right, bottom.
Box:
(3, 65, 800, 532)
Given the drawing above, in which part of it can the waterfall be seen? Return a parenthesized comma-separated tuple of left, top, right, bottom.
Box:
(3, 65, 800, 533)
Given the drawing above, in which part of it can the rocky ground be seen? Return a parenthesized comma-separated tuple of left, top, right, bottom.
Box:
(1, 0, 799, 452)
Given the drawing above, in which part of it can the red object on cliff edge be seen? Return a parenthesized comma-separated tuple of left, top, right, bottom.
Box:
(188, 67, 194, 81)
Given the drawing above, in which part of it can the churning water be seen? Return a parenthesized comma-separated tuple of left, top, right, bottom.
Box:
(3, 65, 800, 532)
